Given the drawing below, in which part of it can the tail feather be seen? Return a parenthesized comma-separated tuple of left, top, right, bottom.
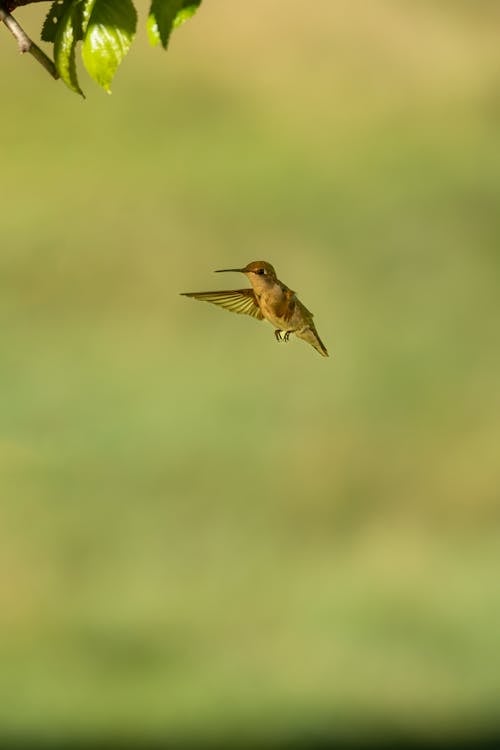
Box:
(295, 326, 329, 357)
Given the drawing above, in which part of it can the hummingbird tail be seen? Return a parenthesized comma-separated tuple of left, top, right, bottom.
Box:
(296, 326, 329, 357)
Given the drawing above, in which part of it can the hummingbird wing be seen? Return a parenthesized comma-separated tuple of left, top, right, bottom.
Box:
(181, 289, 264, 320)
(296, 298, 315, 321)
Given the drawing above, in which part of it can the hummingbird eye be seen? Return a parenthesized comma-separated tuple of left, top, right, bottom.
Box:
(256, 268, 265, 275)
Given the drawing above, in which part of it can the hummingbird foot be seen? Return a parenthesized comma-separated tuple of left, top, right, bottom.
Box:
(274, 329, 283, 342)
(283, 331, 291, 342)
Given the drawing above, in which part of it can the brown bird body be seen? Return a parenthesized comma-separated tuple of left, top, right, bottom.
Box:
(181, 261, 329, 357)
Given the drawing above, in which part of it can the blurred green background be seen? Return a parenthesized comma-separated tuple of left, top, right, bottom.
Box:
(1, 0, 499, 743)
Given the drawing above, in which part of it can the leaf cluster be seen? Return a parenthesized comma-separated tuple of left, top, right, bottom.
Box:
(40, 0, 201, 95)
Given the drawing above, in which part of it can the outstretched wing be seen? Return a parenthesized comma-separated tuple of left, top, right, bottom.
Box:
(181, 289, 264, 320)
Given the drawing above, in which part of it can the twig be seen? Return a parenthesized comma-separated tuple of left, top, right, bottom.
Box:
(0, 2, 59, 80)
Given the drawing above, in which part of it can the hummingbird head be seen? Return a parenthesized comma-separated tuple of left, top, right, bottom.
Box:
(215, 261, 277, 281)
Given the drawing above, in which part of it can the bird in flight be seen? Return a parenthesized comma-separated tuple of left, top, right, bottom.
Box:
(181, 260, 328, 357)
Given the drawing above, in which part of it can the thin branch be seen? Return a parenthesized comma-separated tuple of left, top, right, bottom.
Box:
(0, 2, 58, 79)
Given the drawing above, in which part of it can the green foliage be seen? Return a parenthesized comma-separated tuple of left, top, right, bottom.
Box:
(147, 0, 202, 48)
(52, 0, 84, 95)
(81, 0, 137, 93)
(40, 0, 202, 95)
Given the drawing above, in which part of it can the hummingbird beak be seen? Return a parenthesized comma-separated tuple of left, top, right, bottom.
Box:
(214, 268, 245, 274)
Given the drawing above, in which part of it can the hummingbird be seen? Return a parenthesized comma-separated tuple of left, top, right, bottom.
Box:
(181, 261, 329, 357)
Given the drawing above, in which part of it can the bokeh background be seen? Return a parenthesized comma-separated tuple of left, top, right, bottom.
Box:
(1, 0, 499, 743)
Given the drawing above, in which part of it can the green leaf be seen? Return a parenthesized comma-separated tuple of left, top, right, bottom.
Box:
(53, 0, 85, 96)
(81, 0, 137, 93)
(147, 0, 201, 49)
(172, 3, 202, 29)
(42, 0, 73, 43)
